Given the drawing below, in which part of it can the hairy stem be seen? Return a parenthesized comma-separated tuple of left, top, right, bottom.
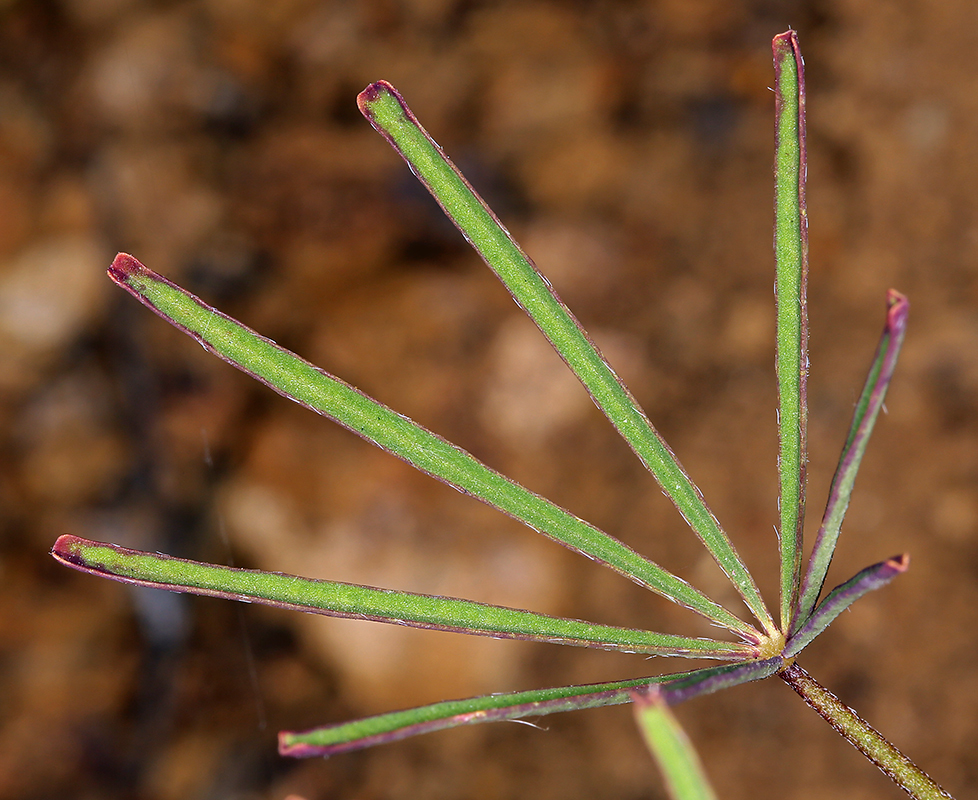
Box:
(779, 663, 953, 800)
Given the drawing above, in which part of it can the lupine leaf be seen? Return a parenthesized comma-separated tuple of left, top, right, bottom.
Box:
(773, 29, 809, 632)
(793, 291, 909, 631)
(107, 253, 758, 639)
(52, 534, 752, 658)
(358, 81, 775, 637)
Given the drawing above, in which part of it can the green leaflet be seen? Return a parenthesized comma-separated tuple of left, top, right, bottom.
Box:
(281, 676, 669, 756)
(52, 535, 750, 659)
(772, 30, 809, 631)
(280, 659, 780, 757)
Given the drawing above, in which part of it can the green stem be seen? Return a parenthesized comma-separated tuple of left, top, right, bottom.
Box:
(633, 692, 718, 800)
(779, 663, 954, 800)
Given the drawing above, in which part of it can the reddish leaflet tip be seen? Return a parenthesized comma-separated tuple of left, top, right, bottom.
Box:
(51, 534, 86, 569)
(278, 737, 318, 758)
(887, 553, 910, 573)
(772, 29, 799, 58)
(357, 80, 396, 114)
(108, 252, 145, 284)
(886, 289, 910, 325)
(886, 288, 908, 306)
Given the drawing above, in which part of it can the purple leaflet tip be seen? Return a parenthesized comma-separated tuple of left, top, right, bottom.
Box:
(108, 252, 146, 285)
(51, 534, 86, 569)
(278, 735, 319, 758)
(772, 29, 799, 56)
(886, 553, 910, 573)
(885, 289, 910, 326)
(886, 288, 908, 307)
(357, 80, 397, 114)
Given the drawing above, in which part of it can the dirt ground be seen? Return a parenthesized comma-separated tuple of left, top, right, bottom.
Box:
(1, 1, 977, 798)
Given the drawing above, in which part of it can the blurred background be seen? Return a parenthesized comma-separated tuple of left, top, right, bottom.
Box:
(1, 1, 977, 798)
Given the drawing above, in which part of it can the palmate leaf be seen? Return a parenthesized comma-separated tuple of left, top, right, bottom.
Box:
(50, 27, 943, 798)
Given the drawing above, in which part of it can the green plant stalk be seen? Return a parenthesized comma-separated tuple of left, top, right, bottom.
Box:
(107, 254, 757, 640)
(52, 534, 749, 658)
(780, 663, 953, 800)
(633, 691, 719, 800)
(358, 82, 777, 638)
(772, 30, 809, 633)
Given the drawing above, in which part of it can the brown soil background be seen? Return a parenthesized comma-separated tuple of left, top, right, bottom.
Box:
(2, 1, 977, 799)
